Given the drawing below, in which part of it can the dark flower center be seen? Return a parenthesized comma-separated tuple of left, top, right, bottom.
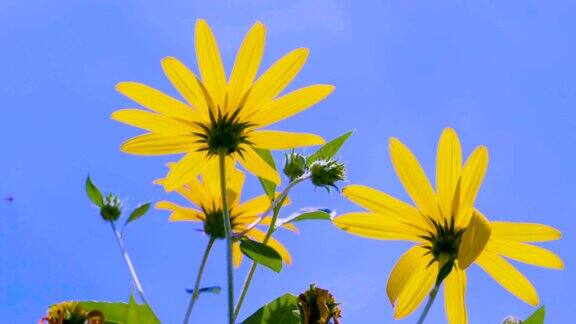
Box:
(194, 108, 254, 156)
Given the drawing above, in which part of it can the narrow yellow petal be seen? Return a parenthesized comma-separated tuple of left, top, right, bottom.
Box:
(242, 48, 309, 117)
(436, 128, 462, 219)
(476, 250, 540, 306)
(154, 177, 207, 208)
(112, 109, 192, 134)
(234, 194, 272, 216)
(486, 240, 564, 270)
(227, 168, 246, 207)
(164, 151, 212, 192)
(444, 264, 468, 324)
(161, 56, 209, 114)
(394, 254, 437, 319)
(155, 201, 205, 222)
(115, 82, 198, 121)
(389, 137, 441, 220)
(233, 241, 243, 268)
(120, 133, 197, 156)
(455, 146, 488, 226)
(342, 185, 430, 232)
(333, 212, 426, 242)
(195, 19, 227, 110)
(250, 130, 324, 150)
(490, 222, 562, 242)
(253, 84, 335, 126)
(387, 245, 428, 305)
(458, 210, 492, 269)
(248, 228, 292, 265)
(227, 22, 266, 111)
(238, 148, 281, 184)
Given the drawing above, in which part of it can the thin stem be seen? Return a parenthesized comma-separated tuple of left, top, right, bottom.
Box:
(183, 236, 216, 324)
(109, 221, 151, 307)
(416, 283, 441, 324)
(218, 150, 235, 324)
(233, 194, 289, 320)
(235, 174, 309, 238)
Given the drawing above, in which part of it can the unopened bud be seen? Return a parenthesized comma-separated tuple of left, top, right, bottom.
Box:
(283, 151, 307, 181)
(309, 160, 346, 192)
(501, 315, 522, 324)
(100, 194, 122, 221)
(298, 284, 342, 324)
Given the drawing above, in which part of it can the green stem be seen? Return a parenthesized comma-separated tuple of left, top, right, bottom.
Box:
(416, 283, 441, 324)
(183, 236, 215, 324)
(109, 221, 152, 308)
(233, 194, 288, 320)
(218, 150, 235, 324)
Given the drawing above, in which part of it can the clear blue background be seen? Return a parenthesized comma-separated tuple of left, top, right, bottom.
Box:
(1, 1, 574, 322)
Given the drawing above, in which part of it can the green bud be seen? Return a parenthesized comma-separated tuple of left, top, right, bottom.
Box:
(298, 284, 342, 324)
(309, 160, 346, 192)
(100, 194, 122, 222)
(501, 316, 522, 324)
(283, 151, 307, 181)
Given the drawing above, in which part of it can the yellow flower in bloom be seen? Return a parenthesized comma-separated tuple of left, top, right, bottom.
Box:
(112, 19, 334, 191)
(333, 128, 563, 323)
(155, 161, 297, 267)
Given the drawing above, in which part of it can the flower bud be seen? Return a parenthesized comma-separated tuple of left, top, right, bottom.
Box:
(283, 151, 307, 181)
(501, 315, 522, 324)
(309, 160, 346, 192)
(100, 194, 122, 221)
(298, 284, 342, 324)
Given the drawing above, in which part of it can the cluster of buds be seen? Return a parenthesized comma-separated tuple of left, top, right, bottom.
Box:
(283, 151, 346, 192)
(297, 284, 342, 324)
(39, 301, 103, 324)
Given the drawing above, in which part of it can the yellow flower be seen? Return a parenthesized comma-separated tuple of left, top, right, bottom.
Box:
(155, 160, 297, 267)
(112, 19, 334, 191)
(333, 128, 563, 323)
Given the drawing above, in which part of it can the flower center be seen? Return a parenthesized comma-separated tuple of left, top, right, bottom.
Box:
(194, 108, 254, 156)
(202, 205, 237, 239)
(422, 216, 466, 265)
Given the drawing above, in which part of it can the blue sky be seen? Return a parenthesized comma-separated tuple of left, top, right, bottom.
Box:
(1, 0, 575, 322)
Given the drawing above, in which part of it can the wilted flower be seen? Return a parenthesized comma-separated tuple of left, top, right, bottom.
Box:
(297, 284, 341, 324)
(39, 301, 103, 324)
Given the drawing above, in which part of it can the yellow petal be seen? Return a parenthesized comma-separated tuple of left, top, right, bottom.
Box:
(389, 137, 441, 220)
(112, 109, 192, 134)
(333, 212, 426, 242)
(227, 168, 246, 207)
(120, 133, 197, 156)
(436, 128, 462, 220)
(242, 48, 309, 117)
(486, 240, 564, 270)
(387, 245, 428, 305)
(234, 194, 272, 216)
(444, 264, 468, 324)
(476, 249, 540, 306)
(227, 22, 266, 111)
(161, 56, 209, 114)
(195, 19, 227, 109)
(394, 253, 437, 319)
(164, 151, 212, 192)
(238, 148, 281, 184)
(154, 177, 207, 208)
(115, 82, 198, 121)
(458, 210, 491, 269)
(455, 146, 488, 226)
(248, 228, 292, 265)
(233, 241, 243, 268)
(342, 185, 430, 232)
(490, 222, 562, 242)
(250, 130, 324, 150)
(253, 84, 335, 126)
(155, 201, 205, 222)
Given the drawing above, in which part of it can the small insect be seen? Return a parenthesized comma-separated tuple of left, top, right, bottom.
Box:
(5, 196, 14, 202)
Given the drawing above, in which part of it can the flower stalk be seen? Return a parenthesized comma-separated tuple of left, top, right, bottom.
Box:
(416, 283, 441, 324)
(183, 236, 216, 324)
(218, 150, 235, 324)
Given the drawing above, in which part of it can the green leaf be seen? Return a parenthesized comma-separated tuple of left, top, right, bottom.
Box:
(126, 203, 151, 225)
(240, 238, 282, 273)
(276, 208, 334, 227)
(79, 295, 159, 324)
(254, 148, 277, 201)
(306, 131, 353, 165)
(241, 293, 300, 324)
(523, 306, 545, 324)
(86, 176, 104, 208)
